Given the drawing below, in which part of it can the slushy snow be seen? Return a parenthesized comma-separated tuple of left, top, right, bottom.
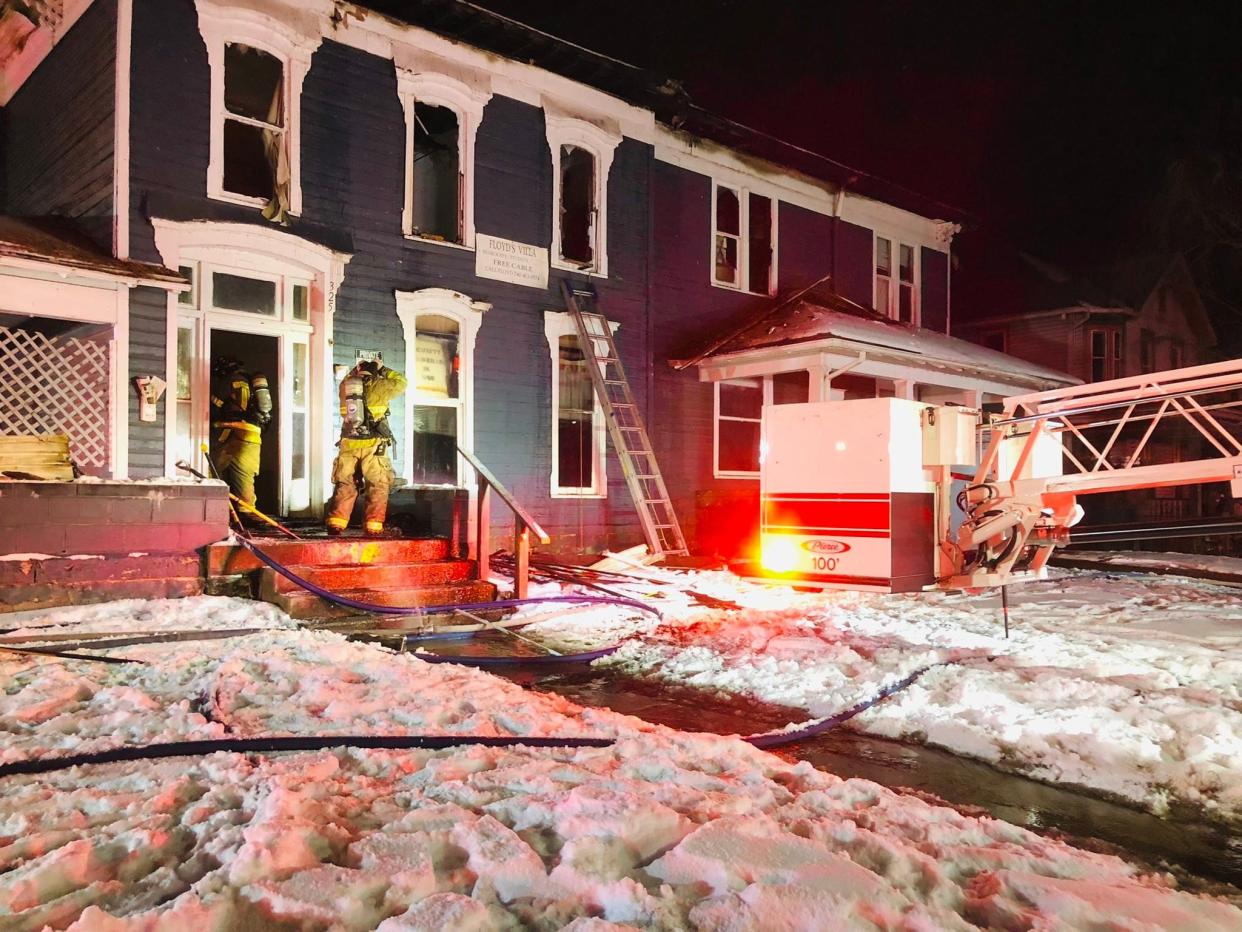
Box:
(3, 596, 1241, 929)
(532, 562, 1242, 826)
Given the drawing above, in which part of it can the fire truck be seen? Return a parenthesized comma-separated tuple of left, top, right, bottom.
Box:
(758, 359, 1242, 591)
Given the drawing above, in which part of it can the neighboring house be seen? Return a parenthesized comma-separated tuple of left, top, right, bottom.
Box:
(0, 0, 1071, 557)
(957, 252, 1220, 525)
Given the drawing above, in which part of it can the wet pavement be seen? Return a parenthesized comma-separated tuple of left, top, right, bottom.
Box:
(407, 633, 1242, 894)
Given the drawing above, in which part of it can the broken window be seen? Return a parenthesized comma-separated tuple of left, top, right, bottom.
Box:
(410, 103, 462, 242)
(748, 194, 773, 295)
(557, 334, 599, 491)
(559, 145, 596, 267)
(713, 183, 774, 293)
(714, 185, 741, 286)
(222, 44, 287, 216)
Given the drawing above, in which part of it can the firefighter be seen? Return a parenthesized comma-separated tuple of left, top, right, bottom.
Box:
(210, 357, 273, 507)
(326, 359, 408, 536)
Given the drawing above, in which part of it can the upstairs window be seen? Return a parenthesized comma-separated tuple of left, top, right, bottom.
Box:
(1089, 327, 1123, 382)
(559, 145, 597, 268)
(546, 114, 619, 275)
(410, 103, 463, 243)
(398, 71, 490, 249)
(1140, 328, 1155, 373)
(222, 44, 288, 218)
(712, 183, 775, 294)
(875, 237, 918, 325)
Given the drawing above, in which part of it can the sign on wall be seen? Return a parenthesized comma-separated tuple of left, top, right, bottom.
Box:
(475, 234, 549, 289)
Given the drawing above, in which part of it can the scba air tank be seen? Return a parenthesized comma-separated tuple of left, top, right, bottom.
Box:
(341, 373, 366, 435)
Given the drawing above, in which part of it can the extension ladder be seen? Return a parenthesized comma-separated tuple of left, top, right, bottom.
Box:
(559, 280, 688, 557)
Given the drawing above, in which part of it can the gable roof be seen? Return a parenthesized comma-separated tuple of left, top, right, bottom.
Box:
(671, 282, 1075, 392)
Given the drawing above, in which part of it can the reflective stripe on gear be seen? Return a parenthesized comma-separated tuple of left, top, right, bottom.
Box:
(365, 521, 384, 533)
(326, 516, 349, 529)
(325, 445, 394, 531)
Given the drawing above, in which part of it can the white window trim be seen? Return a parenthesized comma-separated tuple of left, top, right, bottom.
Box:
(152, 219, 351, 513)
(544, 310, 616, 498)
(397, 69, 492, 249)
(713, 376, 768, 479)
(873, 233, 920, 327)
(545, 111, 620, 277)
(196, 0, 321, 216)
(710, 180, 777, 295)
(395, 288, 489, 490)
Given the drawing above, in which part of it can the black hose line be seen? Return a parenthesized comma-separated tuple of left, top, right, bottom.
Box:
(0, 735, 616, 778)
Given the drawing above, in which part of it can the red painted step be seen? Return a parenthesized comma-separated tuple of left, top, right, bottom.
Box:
(206, 537, 451, 577)
(257, 559, 476, 598)
(271, 579, 498, 620)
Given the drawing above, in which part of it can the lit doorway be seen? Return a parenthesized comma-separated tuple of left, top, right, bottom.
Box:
(210, 329, 280, 515)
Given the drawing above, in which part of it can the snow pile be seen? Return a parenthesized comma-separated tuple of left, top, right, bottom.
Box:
(563, 567, 1242, 825)
(0, 595, 296, 639)
(2, 606, 1240, 929)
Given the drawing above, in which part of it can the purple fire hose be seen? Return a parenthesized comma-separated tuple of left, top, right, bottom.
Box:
(240, 538, 661, 621)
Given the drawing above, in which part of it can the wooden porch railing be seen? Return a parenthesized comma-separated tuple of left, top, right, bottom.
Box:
(457, 446, 550, 598)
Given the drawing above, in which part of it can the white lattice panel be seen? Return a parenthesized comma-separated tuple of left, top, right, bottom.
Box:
(0, 325, 110, 470)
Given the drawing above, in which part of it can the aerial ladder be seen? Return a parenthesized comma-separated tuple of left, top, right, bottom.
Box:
(757, 358, 1242, 592)
(949, 358, 1242, 589)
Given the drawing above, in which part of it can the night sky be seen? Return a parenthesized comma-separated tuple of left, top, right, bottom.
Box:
(472, 1, 1242, 335)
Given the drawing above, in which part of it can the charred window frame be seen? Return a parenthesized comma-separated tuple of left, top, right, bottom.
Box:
(221, 44, 285, 206)
(1089, 327, 1123, 382)
(711, 181, 775, 295)
(398, 72, 490, 250)
(559, 145, 597, 268)
(408, 102, 463, 243)
(198, 5, 317, 218)
(546, 114, 619, 276)
(874, 236, 919, 325)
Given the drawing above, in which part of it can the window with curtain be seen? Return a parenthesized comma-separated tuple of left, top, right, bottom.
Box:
(222, 43, 288, 221)
(411, 314, 462, 485)
(556, 334, 599, 492)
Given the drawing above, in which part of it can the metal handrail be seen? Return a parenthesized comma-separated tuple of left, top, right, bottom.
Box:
(457, 445, 550, 598)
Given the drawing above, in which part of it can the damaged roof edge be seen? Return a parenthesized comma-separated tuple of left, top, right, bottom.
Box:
(359, 0, 974, 225)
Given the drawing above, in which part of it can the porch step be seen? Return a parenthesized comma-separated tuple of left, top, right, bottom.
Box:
(206, 537, 451, 577)
(270, 579, 498, 621)
(257, 558, 476, 598)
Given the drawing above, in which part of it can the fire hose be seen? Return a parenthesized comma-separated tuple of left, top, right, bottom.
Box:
(238, 537, 662, 622)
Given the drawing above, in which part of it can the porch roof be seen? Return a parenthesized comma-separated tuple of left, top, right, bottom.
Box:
(0, 216, 188, 289)
(671, 284, 1078, 394)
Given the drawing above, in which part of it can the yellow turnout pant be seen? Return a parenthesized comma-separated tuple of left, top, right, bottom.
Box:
(326, 442, 394, 533)
(212, 432, 261, 507)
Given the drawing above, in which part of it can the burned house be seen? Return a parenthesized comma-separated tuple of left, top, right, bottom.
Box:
(0, 0, 1073, 573)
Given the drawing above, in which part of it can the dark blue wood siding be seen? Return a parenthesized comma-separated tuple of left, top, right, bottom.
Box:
(125, 4, 647, 550)
(921, 246, 949, 333)
(1, 0, 117, 250)
(128, 286, 167, 477)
